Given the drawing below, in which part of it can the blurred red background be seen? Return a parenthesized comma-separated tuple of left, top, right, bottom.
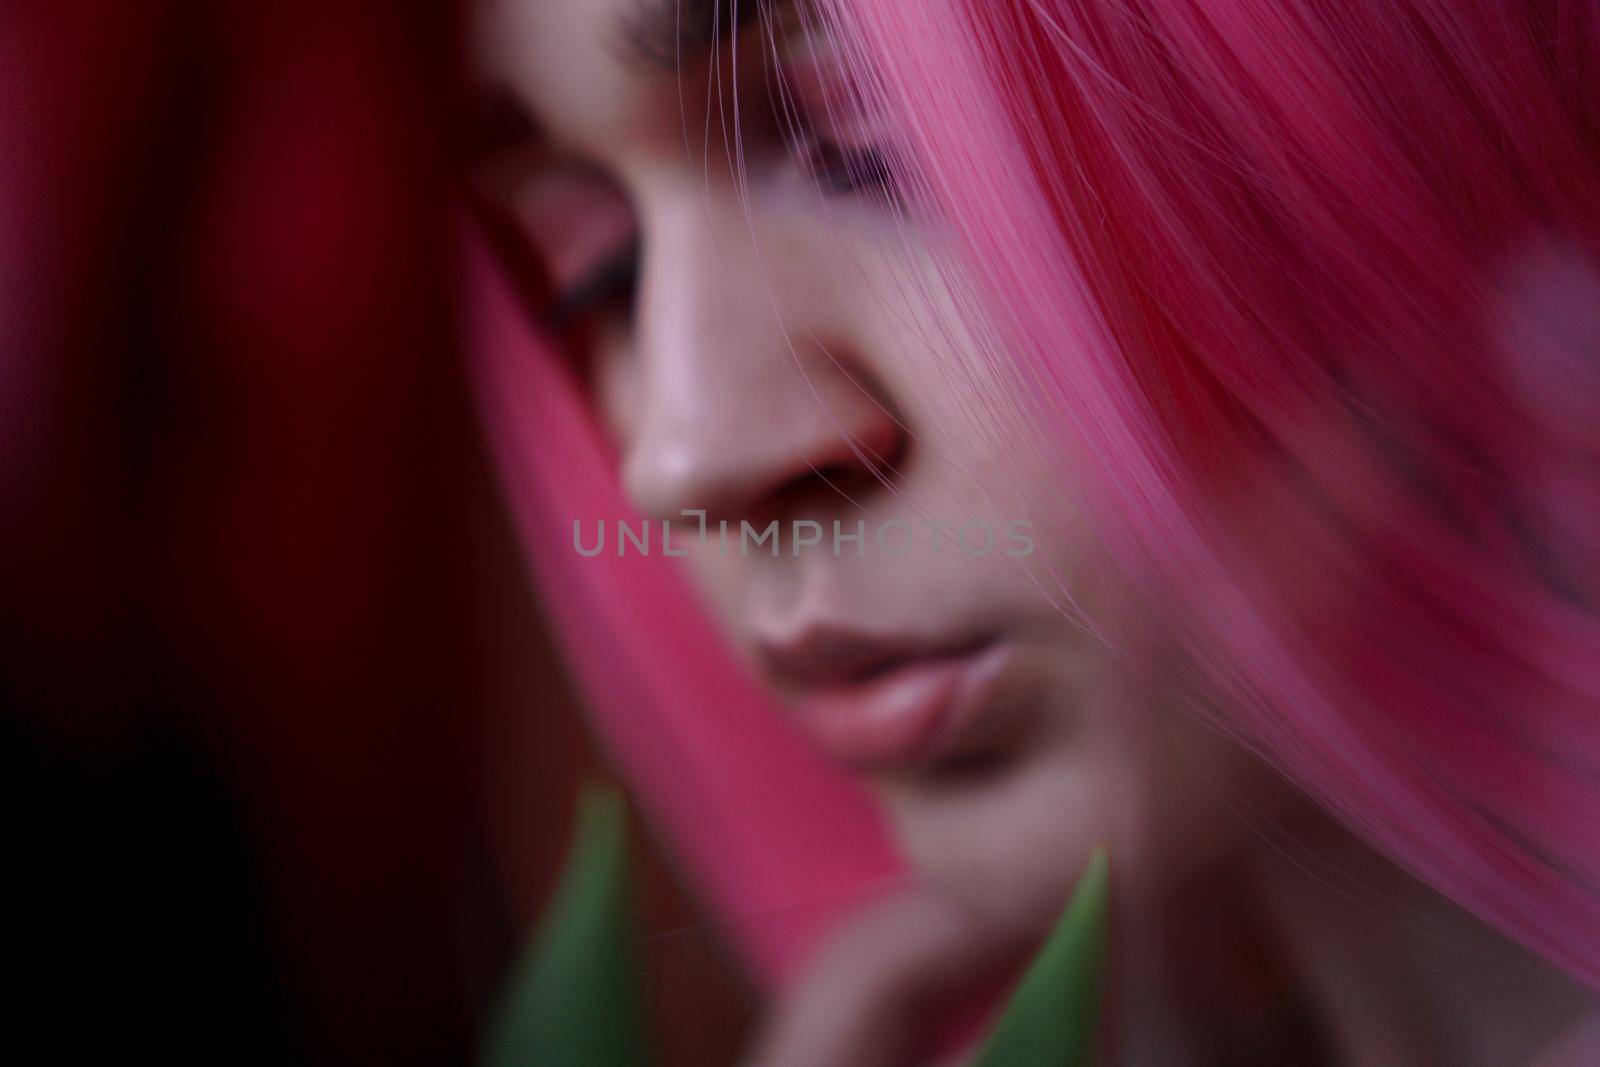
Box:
(3, 2, 748, 1063)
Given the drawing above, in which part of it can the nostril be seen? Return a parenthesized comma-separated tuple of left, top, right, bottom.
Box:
(794, 444, 904, 505)
(622, 431, 907, 527)
(758, 421, 910, 522)
(619, 349, 911, 524)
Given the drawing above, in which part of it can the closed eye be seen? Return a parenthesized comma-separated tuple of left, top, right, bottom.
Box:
(544, 238, 641, 333)
(771, 35, 906, 209)
(794, 134, 899, 201)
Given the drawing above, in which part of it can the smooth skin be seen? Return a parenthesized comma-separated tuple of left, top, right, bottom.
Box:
(477, 1, 1596, 1062)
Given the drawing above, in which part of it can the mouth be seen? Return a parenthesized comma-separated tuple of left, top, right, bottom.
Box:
(759, 625, 1021, 773)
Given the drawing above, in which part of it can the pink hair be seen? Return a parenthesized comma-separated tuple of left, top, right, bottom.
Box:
(814, 0, 1600, 988)
(466, 231, 903, 986)
(468, 0, 1600, 999)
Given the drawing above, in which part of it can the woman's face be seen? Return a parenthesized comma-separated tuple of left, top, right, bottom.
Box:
(482, 0, 1270, 940)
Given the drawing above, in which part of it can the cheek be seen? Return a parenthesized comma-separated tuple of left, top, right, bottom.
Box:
(850, 246, 1074, 511)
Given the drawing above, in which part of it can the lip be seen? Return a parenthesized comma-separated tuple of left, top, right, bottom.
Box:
(760, 626, 1018, 772)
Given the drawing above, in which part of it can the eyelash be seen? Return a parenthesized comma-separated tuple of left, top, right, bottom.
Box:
(794, 132, 899, 201)
(546, 126, 900, 324)
(544, 239, 640, 334)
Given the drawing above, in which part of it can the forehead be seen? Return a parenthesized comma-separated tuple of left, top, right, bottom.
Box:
(477, 0, 763, 159)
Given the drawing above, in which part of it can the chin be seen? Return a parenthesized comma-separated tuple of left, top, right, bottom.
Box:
(873, 742, 1128, 938)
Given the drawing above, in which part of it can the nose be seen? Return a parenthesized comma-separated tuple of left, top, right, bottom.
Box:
(619, 194, 905, 524)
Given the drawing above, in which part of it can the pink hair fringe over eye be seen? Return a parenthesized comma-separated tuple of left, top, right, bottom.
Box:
(813, 0, 1600, 989)
(466, 0, 1600, 1011)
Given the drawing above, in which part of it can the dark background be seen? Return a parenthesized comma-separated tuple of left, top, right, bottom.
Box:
(3, 2, 748, 1063)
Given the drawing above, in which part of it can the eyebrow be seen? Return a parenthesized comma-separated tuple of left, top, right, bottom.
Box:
(613, 0, 773, 70)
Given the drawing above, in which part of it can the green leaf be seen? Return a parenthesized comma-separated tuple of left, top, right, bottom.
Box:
(972, 846, 1110, 1067)
(482, 783, 652, 1067)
